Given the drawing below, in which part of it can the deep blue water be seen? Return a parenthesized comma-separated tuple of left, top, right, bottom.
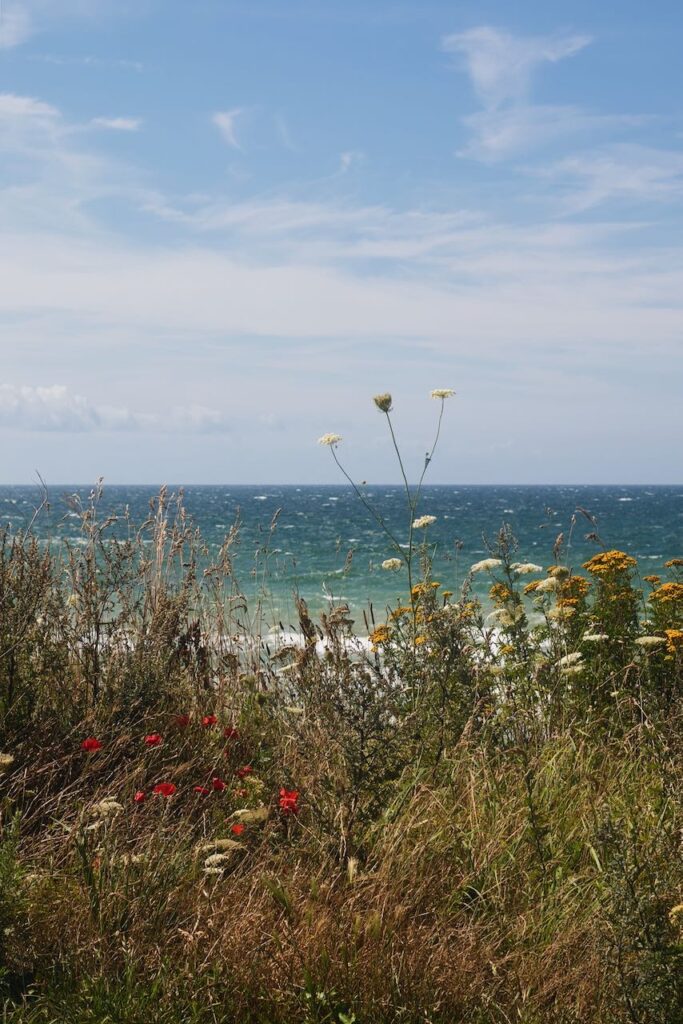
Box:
(1, 484, 682, 627)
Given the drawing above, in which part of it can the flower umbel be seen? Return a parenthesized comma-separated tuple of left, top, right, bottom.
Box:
(373, 393, 393, 413)
(317, 433, 342, 446)
(430, 389, 455, 399)
(381, 558, 402, 571)
(412, 515, 436, 529)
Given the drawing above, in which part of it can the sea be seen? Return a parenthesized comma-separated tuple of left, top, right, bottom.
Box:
(1, 484, 681, 631)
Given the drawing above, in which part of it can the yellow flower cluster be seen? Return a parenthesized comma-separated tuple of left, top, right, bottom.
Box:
(414, 635, 427, 646)
(390, 606, 412, 620)
(643, 575, 661, 585)
(583, 550, 637, 575)
(650, 582, 683, 604)
(489, 582, 513, 605)
(664, 558, 683, 568)
(665, 629, 683, 655)
(411, 581, 440, 597)
(369, 625, 390, 647)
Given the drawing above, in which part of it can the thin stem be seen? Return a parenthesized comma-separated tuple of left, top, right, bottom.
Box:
(329, 447, 406, 561)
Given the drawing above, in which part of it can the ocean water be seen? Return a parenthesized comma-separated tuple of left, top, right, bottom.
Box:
(1, 484, 682, 628)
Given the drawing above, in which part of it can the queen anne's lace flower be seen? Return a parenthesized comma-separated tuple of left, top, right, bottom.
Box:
(317, 433, 342, 446)
(635, 635, 666, 648)
(557, 652, 583, 668)
(412, 515, 436, 529)
(381, 558, 402, 570)
(373, 393, 393, 412)
(470, 558, 502, 574)
(510, 562, 543, 575)
(430, 389, 455, 399)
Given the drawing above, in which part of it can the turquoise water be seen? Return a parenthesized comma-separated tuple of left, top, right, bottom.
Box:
(1, 484, 681, 627)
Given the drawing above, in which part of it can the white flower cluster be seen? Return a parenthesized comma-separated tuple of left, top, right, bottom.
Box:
(430, 389, 455, 399)
(470, 558, 502, 574)
(510, 562, 543, 575)
(317, 433, 342, 446)
(381, 558, 403, 570)
(412, 515, 437, 529)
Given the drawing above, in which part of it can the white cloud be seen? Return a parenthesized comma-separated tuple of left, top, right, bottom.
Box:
(0, 4, 32, 48)
(212, 109, 244, 149)
(0, 385, 231, 434)
(91, 116, 143, 132)
(442, 26, 591, 109)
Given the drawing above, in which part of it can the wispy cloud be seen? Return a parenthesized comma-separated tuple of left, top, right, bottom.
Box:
(0, 385, 231, 434)
(212, 108, 245, 149)
(31, 53, 144, 71)
(443, 26, 601, 161)
(0, 3, 32, 49)
(442, 26, 591, 109)
(91, 116, 143, 132)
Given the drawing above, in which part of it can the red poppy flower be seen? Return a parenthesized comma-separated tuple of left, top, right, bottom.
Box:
(202, 714, 217, 728)
(211, 777, 227, 792)
(193, 785, 210, 795)
(223, 726, 239, 740)
(134, 790, 146, 803)
(81, 737, 103, 751)
(174, 714, 190, 728)
(279, 788, 300, 815)
(236, 765, 253, 779)
(144, 734, 162, 746)
(152, 782, 177, 797)
(230, 823, 245, 836)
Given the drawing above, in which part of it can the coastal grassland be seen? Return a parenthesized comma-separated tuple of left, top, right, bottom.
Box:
(0, 487, 682, 1024)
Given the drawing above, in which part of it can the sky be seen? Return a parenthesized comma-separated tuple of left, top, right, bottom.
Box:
(0, 0, 682, 485)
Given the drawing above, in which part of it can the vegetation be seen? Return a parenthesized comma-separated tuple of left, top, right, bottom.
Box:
(1, 396, 682, 1023)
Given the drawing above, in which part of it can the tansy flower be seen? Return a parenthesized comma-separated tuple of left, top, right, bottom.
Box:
(381, 558, 402, 571)
(664, 558, 683, 568)
(414, 635, 427, 645)
(230, 823, 245, 836)
(202, 714, 217, 728)
(144, 734, 162, 747)
(373, 393, 393, 413)
(583, 550, 637, 575)
(152, 782, 176, 797)
(412, 515, 436, 529)
(317, 433, 342, 446)
(430, 389, 455, 399)
(236, 765, 253, 779)
(81, 738, 103, 752)
(279, 788, 300, 815)
(133, 791, 146, 803)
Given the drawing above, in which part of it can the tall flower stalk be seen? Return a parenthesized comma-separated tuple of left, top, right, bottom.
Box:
(318, 388, 454, 624)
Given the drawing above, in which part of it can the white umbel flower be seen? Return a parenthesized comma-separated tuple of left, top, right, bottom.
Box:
(557, 652, 583, 668)
(535, 577, 559, 593)
(635, 636, 666, 648)
(381, 558, 402, 570)
(430, 389, 455, 399)
(412, 515, 436, 529)
(470, 558, 502, 574)
(318, 433, 342, 446)
(583, 633, 610, 642)
(510, 562, 543, 575)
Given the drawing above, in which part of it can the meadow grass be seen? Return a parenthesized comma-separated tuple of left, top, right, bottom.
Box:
(1, 400, 682, 1023)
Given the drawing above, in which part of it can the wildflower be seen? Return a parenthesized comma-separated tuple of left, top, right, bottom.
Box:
(412, 515, 436, 529)
(279, 788, 300, 815)
(442, 590, 453, 599)
(669, 903, 683, 926)
(643, 575, 661, 585)
(174, 714, 190, 728)
(430, 388, 455, 399)
(204, 853, 233, 868)
(369, 624, 390, 647)
(199, 838, 245, 854)
(230, 823, 245, 836)
(212, 777, 227, 792)
(144, 734, 162, 747)
(194, 785, 210, 795)
(583, 550, 637, 575)
(535, 577, 559, 594)
(152, 782, 177, 797)
(0, 753, 15, 771)
(664, 558, 683, 568)
(650, 582, 683, 604)
(583, 633, 610, 642)
(414, 635, 427, 645)
(548, 565, 570, 579)
(548, 606, 575, 621)
(562, 665, 583, 677)
(390, 605, 412, 619)
(510, 562, 543, 575)
(202, 714, 217, 728)
(236, 765, 253, 779)
(470, 558, 502, 574)
(557, 652, 583, 669)
(381, 558, 402, 571)
(134, 791, 146, 803)
(223, 726, 239, 740)
(635, 636, 665, 648)
(665, 629, 683, 655)
(317, 433, 342, 446)
(489, 582, 513, 605)
(81, 738, 103, 752)
(373, 393, 393, 413)
(91, 798, 123, 818)
(487, 607, 523, 627)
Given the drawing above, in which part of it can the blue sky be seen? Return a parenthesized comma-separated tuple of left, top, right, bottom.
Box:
(0, 0, 682, 484)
